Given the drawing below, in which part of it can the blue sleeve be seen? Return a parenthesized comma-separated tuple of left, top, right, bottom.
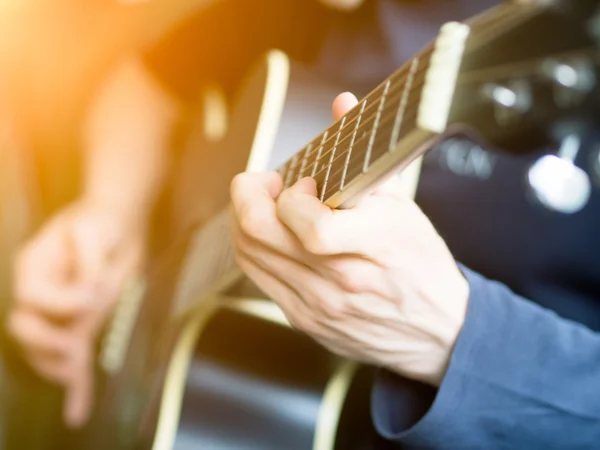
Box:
(371, 266, 600, 449)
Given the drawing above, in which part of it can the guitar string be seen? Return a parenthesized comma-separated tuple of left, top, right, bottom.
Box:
(282, 72, 427, 181)
(275, 3, 534, 173)
(321, 117, 425, 199)
(296, 81, 426, 187)
(318, 46, 600, 199)
(280, 43, 596, 191)
(276, 54, 429, 169)
(313, 98, 427, 197)
(279, 65, 431, 182)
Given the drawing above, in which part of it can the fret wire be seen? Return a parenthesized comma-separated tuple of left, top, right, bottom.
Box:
(324, 116, 419, 200)
(324, 131, 400, 200)
(311, 131, 329, 177)
(363, 79, 390, 173)
(272, 50, 432, 175)
(277, 160, 290, 180)
(285, 42, 502, 202)
(316, 97, 422, 199)
(307, 72, 428, 177)
(306, 58, 427, 156)
(295, 72, 428, 188)
(284, 152, 300, 188)
(309, 76, 426, 188)
(320, 116, 346, 201)
(277, 46, 463, 193)
(279, 35, 570, 200)
(297, 143, 313, 181)
(341, 98, 367, 190)
(316, 129, 339, 176)
(389, 57, 419, 152)
(328, 99, 422, 189)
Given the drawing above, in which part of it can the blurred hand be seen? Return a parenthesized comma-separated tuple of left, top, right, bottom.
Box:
(229, 93, 469, 386)
(6, 197, 147, 428)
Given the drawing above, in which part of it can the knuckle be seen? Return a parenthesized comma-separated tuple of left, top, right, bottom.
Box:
(238, 205, 271, 241)
(340, 270, 369, 294)
(327, 259, 365, 294)
(230, 173, 248, 197)
(303, 219, 334, 255)
(320, 298, 350, 321)
(277, 187, 294, 205)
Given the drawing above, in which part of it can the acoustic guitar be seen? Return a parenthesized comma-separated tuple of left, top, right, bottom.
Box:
(86, 1, 600, 449)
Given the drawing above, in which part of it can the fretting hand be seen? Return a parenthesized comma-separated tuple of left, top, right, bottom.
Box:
(229, 92, 469, 386)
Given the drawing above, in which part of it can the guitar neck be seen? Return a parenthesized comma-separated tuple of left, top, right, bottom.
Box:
(275, 22, 469, 208)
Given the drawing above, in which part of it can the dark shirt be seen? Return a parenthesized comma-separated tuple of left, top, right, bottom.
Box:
(143, 0, 336, 102)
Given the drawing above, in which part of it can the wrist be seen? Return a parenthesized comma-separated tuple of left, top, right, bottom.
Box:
(389, 268, 470, 387)
(430, 269, 470, 386)
(77, 192, 152, 234)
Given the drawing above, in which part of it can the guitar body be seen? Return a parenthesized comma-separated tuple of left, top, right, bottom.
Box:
(87, 50, 391, 450)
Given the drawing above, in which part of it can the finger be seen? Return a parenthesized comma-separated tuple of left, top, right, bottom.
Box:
(6, 309, 73, 355)
(332, 92, 359, 121)
(16, 282, 97, 319)
(230, 172, 308, 258)
(233, 225, 346, 319)
(26, 353, 70, 384)
(276, 177, 340, 255)
(81, 240, 143, 336)
(22, 214, 75, 281)
(63, 341, 94, 428)
(277, 177, 409, 258)
(230, 171, 283, 204)
(15, 233, 96, 318)
(234, 251, 318, 332)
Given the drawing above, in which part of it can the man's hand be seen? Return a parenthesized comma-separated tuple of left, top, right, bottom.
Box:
(230, 92, 469, 386)
(6, 197, 146, 428)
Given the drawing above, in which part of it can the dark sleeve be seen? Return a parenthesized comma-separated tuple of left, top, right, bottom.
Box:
(142, 0, 335, 102)
(371, 265, 600, 449)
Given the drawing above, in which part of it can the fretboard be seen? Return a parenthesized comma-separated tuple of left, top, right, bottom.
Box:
(272, 1, 546, 208)
(276, 49, 432, 207)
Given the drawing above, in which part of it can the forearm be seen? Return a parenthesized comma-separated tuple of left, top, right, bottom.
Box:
(372, 266, 600, 448)
(82, 54, 179, 222)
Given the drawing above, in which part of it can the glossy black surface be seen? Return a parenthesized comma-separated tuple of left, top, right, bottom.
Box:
(175, 309, 334, 450)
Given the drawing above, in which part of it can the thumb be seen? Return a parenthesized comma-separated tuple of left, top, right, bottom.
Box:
(63, 340, 94, 428)
(332, 92, 358, 121)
